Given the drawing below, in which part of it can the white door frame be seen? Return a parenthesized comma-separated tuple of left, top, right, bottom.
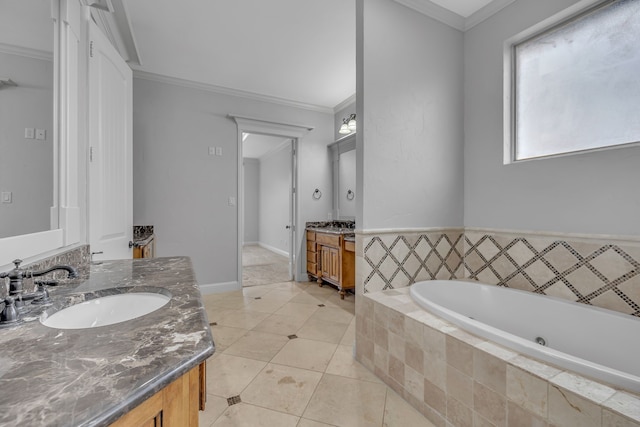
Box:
(230, 115, 313, 287)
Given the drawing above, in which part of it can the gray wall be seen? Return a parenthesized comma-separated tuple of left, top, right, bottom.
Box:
(464, 0, 640, 236)
(357, 0, 465, 230)
(0, 52, 53, 238)
(132, 77, 333, 286)
(338, 149, 356, 218)
(258, 143, 291, 255)
(243, 158, 259, 244)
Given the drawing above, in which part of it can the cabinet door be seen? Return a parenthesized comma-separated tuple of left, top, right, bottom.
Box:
(328, 247, 340, 282)
(110, 392, 163, 427)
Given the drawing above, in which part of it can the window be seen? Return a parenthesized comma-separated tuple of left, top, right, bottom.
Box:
(505, 0, 640, 162)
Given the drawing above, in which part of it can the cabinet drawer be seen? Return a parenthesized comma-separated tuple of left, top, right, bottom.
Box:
(307, 262, 317, 275)
(344, 241, 355, 252)
(306, 231, 316, 241)
(306, 241, 317, 252)
(316, 233, 340, 247)
(307, 250, 319, 264)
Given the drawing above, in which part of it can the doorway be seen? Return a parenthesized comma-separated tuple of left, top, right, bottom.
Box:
(242, 133, 294, 287)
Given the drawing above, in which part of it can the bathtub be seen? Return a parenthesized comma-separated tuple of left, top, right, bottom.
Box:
(410, 280, 640, 393)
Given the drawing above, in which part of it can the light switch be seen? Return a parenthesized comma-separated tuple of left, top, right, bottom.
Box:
(1, 192, 12, 204)
(24, 128, 34, 139)
(228, 196, 236, 207)
(35, 129, 46, 140)
(208, 147, 215, 156)
(215, 147, 223, 156)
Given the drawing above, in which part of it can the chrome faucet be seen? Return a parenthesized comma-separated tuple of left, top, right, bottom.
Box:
(0, 259, 78, 325)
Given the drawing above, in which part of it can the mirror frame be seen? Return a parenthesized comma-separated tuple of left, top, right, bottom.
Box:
(0, 0, 82, 267)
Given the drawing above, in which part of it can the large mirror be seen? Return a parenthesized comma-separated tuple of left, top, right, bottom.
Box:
(330, 133, 356, 220)
(0, 0, 54, 239)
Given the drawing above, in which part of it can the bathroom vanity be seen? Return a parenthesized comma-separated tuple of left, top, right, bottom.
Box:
(0, 256, 215, 426)
(306, 222, 355, 299)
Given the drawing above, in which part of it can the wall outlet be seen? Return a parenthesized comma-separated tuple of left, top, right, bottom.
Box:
(208, 147, 215, 156)
(215, 147, 223, 156)
(228, 196, 236, 207)
(327, 212, 333, 220)
(24, 128, 34, 139)
(35, 129, 46, 140)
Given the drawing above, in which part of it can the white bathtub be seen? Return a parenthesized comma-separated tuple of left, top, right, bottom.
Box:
(410, 280, 640, 393)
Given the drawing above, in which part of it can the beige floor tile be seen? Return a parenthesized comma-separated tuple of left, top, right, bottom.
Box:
(244, 297, 289, 313)
(308, 306, 354, 325)
(260, 289, 302, 302)
(303, 374, 387, 427)
(339, 319, 356, 346)
(252, 313, 309, 336)
(272, 338, 338, 372)
(242, 286, 273, 298)
(297, 318, 350, 344)
(206, 353, 267, 398)
(325, 344, 381, 383)
(297, 418, 336, 427)
(242, 363, 323, 416)
(383, 389, 434, 427)
(210, 325, 249, 352)
(290, 292, 327, 305)
(213, 309, 271, 329)
(275, 302, 319, 320)
(223, 330, 289, 361)
(212, 403, 300, 427)
(199, 395, 229, 427)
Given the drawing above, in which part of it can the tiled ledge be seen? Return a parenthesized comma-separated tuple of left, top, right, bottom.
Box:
(355, 288, 640, 427)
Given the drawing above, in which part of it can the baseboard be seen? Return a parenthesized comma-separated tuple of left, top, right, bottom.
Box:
(258, 242, 289, 258)
(199, 281, 240, 294)
(243, 241, 258, 246)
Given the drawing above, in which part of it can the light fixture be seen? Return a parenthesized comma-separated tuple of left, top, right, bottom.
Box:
(347, 114, 357, 131)
(338, 113, 356, 135)
(339, 118, 350, 135)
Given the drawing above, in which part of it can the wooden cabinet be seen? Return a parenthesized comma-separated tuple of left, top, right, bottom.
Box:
(306, 230, 355, 299)
(110, 362, 206, 427)
(134, 237, 155, 259)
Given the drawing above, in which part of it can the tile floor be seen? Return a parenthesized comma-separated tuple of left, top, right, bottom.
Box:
(242, 245, 290, 287)
(200, 280, 435, 426)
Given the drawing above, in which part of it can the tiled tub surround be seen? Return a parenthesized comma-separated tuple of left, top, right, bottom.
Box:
(0, 256, 215, 426)
(355, 288, 640, 427)
(358, 228, 640, 316)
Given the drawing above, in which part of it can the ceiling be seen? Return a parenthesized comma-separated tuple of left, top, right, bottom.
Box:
(123, 0, 506, 112)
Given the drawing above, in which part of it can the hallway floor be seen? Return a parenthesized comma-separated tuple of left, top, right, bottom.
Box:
(200, 281, 434, 426)
(242, 245, 290, 287)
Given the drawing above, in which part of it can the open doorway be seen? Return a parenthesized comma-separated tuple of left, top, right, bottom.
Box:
(242, 133, 295, 287)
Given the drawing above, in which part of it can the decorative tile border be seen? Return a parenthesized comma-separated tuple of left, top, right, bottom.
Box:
(360, 229, 464, 293)
(357, 228, 640, 316)
(465, 229, 640, 317)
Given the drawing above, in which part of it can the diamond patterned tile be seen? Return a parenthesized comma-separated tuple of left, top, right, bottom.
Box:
(588, 248, 636, 282)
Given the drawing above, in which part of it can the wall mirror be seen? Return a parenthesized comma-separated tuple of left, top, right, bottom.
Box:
(329, 133, 356, 220)
(0, 0, 81, 267)
(0, 0, 54, 239)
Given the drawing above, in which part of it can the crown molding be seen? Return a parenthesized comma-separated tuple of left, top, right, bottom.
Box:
(333, 93, 356, 114)
(465, 0, 517, 30)
(393, 0, 465, 31)
(0, 42, 53, 61)
(132, 69, 334, 114)
(392, 0, 516, 32)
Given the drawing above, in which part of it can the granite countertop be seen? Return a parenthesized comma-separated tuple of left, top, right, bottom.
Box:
(132, 233, 154, 247)
(0, 257, 215, 427)
(306, 226, 355, 236)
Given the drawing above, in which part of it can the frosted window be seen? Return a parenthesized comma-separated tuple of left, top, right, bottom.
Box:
(514, 0, 640, 160)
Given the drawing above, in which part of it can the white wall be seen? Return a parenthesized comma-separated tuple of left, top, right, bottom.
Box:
(357, 0, 465, 230)
(0, 52, 53, 238)
(258, 143, 291, 255)
(464, 0, 640, 236)
(132, 77, 333, 286)
(243, 158, 259, 244)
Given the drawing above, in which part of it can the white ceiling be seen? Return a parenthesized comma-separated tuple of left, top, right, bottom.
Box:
(123, 0, 507, 111)
(243, 134, 289, 159)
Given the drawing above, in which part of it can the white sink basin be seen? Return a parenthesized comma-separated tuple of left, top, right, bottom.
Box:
(41, 292, 171, 329)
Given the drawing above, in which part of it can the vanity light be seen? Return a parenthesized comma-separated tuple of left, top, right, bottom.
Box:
(347, 114, 357, 131)
(338, 114, 357, 135)
(339, 119, 351, 134)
